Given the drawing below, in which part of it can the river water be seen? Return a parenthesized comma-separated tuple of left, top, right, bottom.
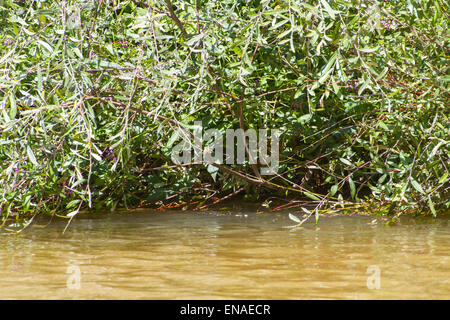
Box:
(0, 209, 449, 299)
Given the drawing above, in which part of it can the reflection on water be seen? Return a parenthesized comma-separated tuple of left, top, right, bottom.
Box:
(0, 210, 449, 299)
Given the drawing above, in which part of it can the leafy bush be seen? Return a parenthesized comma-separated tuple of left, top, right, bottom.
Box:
(0, 0, 448, 224)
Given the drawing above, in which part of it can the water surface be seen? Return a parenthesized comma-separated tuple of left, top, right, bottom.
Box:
(0, 209, 449, 299)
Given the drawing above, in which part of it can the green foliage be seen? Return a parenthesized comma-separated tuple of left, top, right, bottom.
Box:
(0, 0, 448, 223)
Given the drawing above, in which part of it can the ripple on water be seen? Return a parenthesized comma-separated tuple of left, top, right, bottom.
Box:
(0, 210, 449, 299)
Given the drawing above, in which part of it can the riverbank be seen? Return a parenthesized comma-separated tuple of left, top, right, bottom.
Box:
(1, 1, 448, 222)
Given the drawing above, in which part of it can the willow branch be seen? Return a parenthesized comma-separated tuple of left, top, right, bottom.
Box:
(165, 0, 187, 36)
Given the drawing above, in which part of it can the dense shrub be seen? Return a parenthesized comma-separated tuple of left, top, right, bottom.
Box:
(0, 0, 448, 224)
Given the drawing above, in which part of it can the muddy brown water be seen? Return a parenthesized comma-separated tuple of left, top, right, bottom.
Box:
(0, 209, 449, 299)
